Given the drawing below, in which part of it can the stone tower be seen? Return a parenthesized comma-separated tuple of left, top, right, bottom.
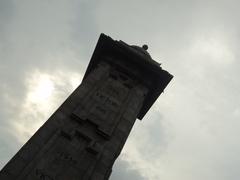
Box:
(0, 34, 173, 180)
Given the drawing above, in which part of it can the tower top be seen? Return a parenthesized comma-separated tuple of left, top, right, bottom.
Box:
(142, 44, 148, 50)
(131, 45, 151, 60)
(83, 33, 173, 120)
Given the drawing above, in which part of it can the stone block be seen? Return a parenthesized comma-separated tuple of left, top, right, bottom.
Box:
(17, 141, 41, 162)
(0, 171, 14, 180)
(86, 141, 103, 155)
(2, 156, 27, 178)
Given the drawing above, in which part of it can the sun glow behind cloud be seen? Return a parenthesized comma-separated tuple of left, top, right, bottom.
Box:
(12, 70, 82, 143)
(29, 76, 54, 102)
(27, 73, 54, 106)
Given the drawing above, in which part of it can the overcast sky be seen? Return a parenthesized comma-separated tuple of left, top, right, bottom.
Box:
(1, 0, 240, 180)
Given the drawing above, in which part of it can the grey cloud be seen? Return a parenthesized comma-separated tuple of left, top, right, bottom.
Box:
(0, 0, 95, 105)
(0, 0, 91, 167)
(71, 1, 100, 58)
(0, 0, 24, 149)
(110, 158, 146, 180)
(0, 0, 15, 32)
(130, 110, 169, 161)
(0, 97, 22, 168)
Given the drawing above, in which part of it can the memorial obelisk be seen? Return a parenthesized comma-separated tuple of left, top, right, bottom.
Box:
(0, 34, 173, 180)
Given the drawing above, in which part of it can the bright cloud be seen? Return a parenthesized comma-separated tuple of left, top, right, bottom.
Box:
(190, 34, 235, 65)
(27, 73, 54, 105)
(12, 70, 82, 143)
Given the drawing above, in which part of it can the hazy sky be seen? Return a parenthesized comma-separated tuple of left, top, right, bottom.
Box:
(1, 0, 240, 179)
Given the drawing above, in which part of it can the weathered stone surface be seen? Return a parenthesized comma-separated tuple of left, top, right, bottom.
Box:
(0, 34, 172, 180)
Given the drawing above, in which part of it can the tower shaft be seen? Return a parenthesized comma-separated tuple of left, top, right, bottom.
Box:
(0, 34, 173, 180)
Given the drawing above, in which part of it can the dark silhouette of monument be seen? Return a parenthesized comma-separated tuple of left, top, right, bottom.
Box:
(0, 34, 173, 180)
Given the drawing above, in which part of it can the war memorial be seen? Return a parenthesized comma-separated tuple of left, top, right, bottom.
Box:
(0, 34, 173, 180)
